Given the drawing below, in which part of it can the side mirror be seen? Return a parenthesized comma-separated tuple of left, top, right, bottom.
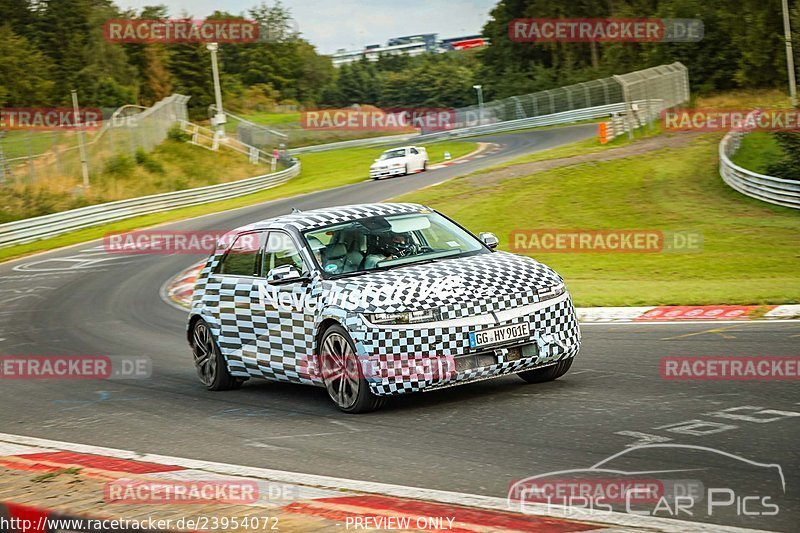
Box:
(266, 264, 307, 285)
(478, 232, 499, 250)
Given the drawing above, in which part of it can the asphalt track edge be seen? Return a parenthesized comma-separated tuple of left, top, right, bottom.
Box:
(0, 432, 769, 533)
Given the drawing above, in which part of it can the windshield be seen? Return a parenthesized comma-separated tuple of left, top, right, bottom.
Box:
(303, 211, 487, 277)
(378, 149, 406, 160)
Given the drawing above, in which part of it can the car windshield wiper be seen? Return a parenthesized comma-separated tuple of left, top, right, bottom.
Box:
(375, 258, 440, 270)
(329, 269, 378, 279)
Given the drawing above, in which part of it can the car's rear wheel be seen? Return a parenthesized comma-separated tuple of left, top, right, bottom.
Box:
(319, 325, 384, 413)
(518, 357, 574, 384)
(191, 319, 242, 391)
(404, 164, 409, 175)
(422, 161, 428, 171)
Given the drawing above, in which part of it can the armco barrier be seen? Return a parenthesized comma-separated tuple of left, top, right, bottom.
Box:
(287, 133, 417, 155)
(415, 101, 642, 142)
(288, 101, 650, 154)
(0, 161, 300, 248)
(719, 131, 800, 210)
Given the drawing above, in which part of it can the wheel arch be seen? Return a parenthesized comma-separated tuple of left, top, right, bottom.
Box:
(315, 317, 343, 354)
(187, 314, 204, 344)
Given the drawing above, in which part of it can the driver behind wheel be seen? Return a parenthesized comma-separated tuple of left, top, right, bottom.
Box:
(380, 231, 418, 259)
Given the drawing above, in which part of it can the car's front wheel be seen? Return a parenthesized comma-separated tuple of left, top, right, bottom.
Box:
(518, 357, 574, 384)
(319, 325, 384, 413)
(191, 319, 242, 391)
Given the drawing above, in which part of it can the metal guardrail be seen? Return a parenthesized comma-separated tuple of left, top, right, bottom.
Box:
(288, 133, 417, 155)
(286, 103, 638, 155)
(415, 102, 641, 142)
(719, 132, 800, 210)
(181, 121, 277, 166)
(267, 62, 688, 153)
(0, 161, 300, 247)
(288, 100, 665, 153)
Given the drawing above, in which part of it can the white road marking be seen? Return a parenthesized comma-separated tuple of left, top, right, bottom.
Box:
(0, 432, 767, 533)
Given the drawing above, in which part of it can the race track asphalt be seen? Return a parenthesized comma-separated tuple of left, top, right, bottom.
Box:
(0, 124, 797, 531)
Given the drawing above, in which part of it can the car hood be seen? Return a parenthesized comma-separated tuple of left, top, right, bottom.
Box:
(370, 158, 406, 168)
(321, 251, 565, 317)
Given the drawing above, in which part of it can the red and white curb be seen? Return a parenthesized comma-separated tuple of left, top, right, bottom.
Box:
(162, 262, 800, 323)
(0, 433, 765, 533)
(577, 304, 800, 323)
(427, 143, 500, 170)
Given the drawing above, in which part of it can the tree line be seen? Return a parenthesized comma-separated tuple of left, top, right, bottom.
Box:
(0, 0, 798, 118)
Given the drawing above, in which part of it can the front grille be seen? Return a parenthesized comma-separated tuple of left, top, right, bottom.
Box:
(506, 343, 538, 361)
(506, 346, 522, 361)
(454, 351, 497, 372)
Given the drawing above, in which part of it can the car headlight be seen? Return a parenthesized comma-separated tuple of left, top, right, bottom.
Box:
(538, 282, 566, 301)
(367, 309, 441, 325)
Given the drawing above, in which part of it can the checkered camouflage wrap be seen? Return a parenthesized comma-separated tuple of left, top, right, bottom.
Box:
(188, 203, 581, 397)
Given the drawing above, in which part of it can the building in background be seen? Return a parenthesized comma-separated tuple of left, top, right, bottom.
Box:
(331, 33, 488, 67)
(440, 35, 489, 51)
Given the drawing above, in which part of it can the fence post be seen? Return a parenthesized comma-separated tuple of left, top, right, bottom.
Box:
(26, 131, 36, 182)
(51, 133, 63, 176)
(612, 75, 635, 140)
(0, 131, 6, 184)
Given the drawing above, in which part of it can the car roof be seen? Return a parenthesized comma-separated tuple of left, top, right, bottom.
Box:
(383, 146, 419, 151)
(245, 202, 432, 233)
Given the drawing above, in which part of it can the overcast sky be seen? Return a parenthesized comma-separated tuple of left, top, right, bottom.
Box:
(117, 0, 497, 54)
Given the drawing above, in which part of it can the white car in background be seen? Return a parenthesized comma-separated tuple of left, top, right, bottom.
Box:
(370, 146, 429, 180)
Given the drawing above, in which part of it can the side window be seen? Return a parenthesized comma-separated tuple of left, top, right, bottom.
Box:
(410, 148, 418, 154)
(217, 232, 264, 276)
(264, 232, 306, 275)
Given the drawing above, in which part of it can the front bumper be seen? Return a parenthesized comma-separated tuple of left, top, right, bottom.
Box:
(370, 166, 406, 178)
(355, 294, 581, 396)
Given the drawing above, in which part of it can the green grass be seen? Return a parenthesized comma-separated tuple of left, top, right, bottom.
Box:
(0, 140, 477, 263)
(393, 134, 800, 307)
(288, 140, 475, 194)
(222, 110, 415, 148)
(474, 122, 663, 174)
(0, 129, 88, 159)
(223, 111, 300, 134)
(0, 139, 272, 224)
(731, 132, 783, 174)
(239, 111, 301, 126)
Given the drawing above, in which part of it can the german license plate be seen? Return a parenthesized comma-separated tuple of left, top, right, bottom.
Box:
(468, 322, 530, 348)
